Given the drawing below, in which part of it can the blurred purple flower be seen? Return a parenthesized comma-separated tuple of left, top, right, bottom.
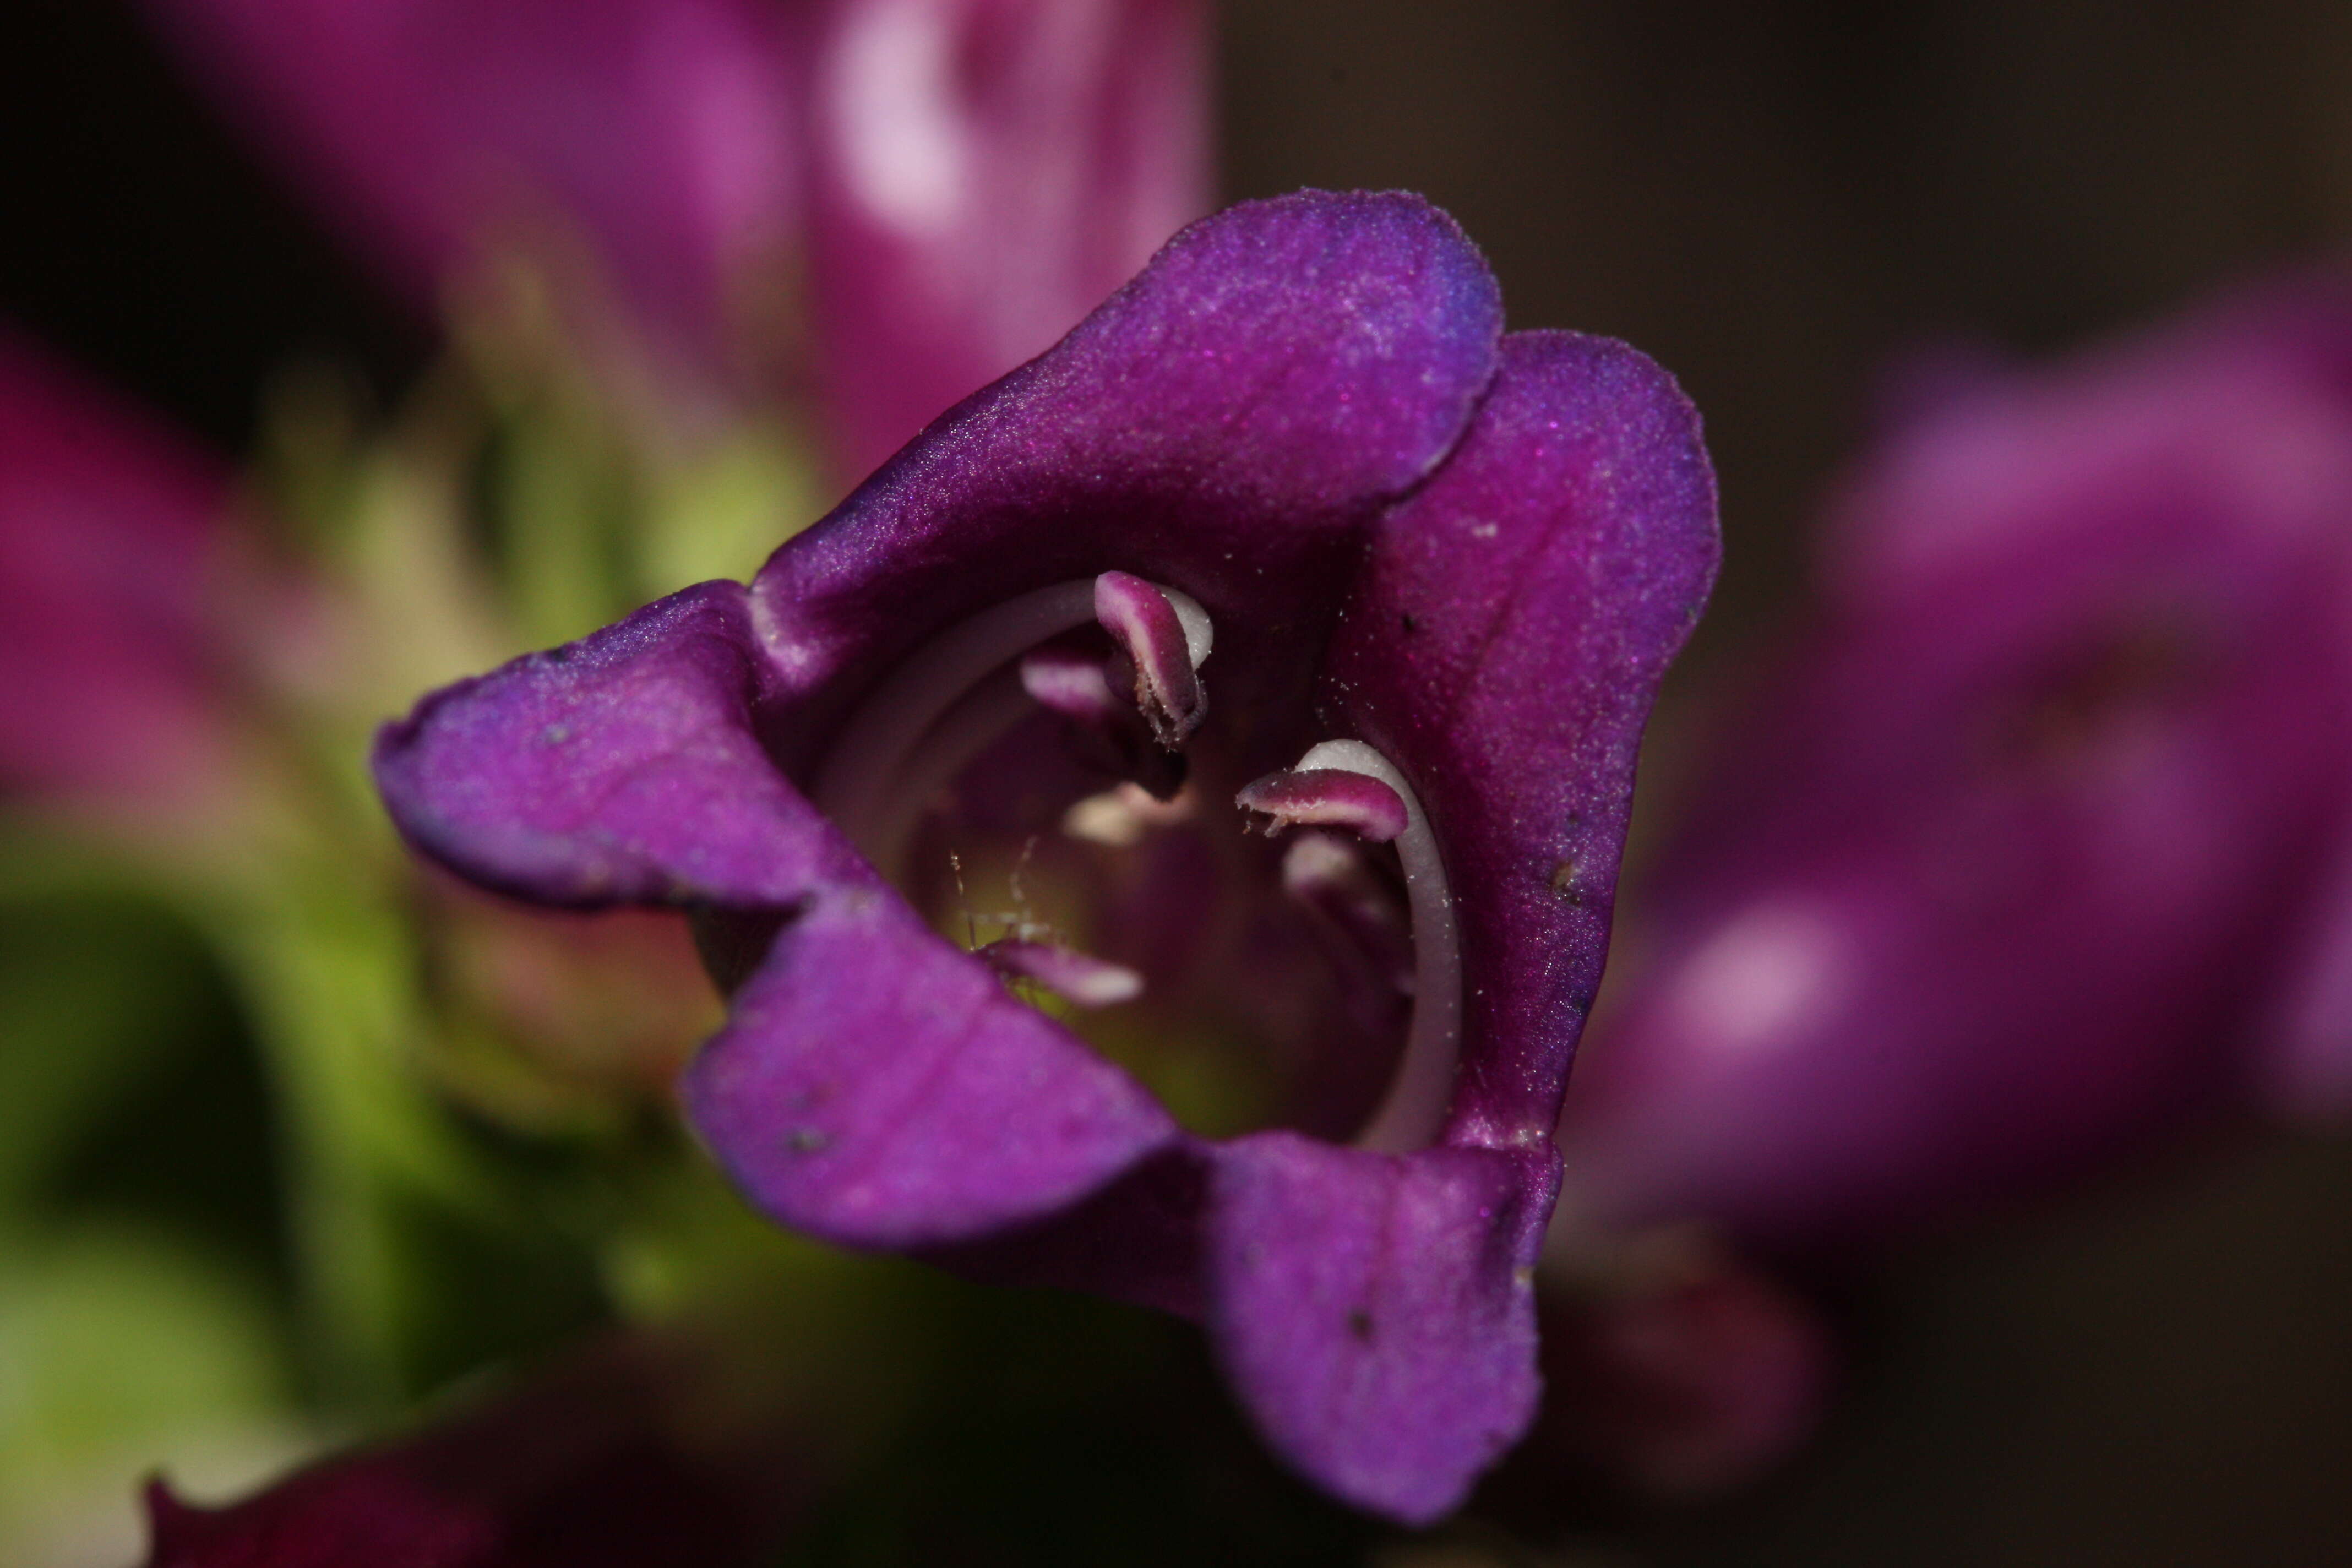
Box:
(140, 1335, 809, 1568)
(1557, 277, 2352, 1256)
(1530, 1234, 1830, 1499)
(804, 0, 1207, 474)
(0, 330, 252, 826)
(372, 191, 1719, 1520)
(141, 0, 1210, 473)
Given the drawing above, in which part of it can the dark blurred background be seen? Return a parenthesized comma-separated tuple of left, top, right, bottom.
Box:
(8, 2, 2352, 1562)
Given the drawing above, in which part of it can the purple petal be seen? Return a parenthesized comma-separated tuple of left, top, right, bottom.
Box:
(2266, 856, 2352, 1117)
(365, 194, 1717, 1520)
(684, 888, 1178, 1246)
(807, 0, 1211, 477)
(1324, 330, 1719, 1144)
(752, 189, 1506, 737)
(147, 0, 1210, 450)
(375, 581, 1181, 1243)
(145, 0, 803, 389)
(1202, 1134, 1558, 1523)
(374, 581, 848, 907)
(0, 329, 243, 814)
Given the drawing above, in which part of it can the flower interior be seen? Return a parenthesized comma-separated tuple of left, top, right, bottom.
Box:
(799, 570, 1457, 1146)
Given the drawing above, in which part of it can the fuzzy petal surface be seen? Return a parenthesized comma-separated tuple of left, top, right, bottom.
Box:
(1325, 331, 1719, 1144)
(1204, 1134, 1557, 1523)
(374, 581, 842, 907)
(684, 886, 1180, 1246)
(752, 188, 1505, 747)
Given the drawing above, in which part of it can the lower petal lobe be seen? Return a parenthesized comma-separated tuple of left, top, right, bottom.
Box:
(1203, 1134, 1558, 1523)
(374, 582, 843, 909)
(375, 580, 1180, 1244)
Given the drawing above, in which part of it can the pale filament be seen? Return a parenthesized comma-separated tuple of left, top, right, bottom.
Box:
(813, 577, 1211, 872)
(857, 667, 1037, 882)
(1278, 740, 1463, 1153)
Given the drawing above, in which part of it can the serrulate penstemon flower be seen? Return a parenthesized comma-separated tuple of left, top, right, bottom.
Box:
(142, 0, 1209, 479)
(374, 190, 1718, 1520)
(1554, 275, 2352, 1256)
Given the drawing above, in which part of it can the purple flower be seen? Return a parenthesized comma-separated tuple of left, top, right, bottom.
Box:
(373, 191, 1718, 1519)
(143, 0, 1210, 472)
(1555, 276, 2352, 1255)
(140, 1335, 810, 1567)
(0, 329, 248, 825)
(1531, 1234, 1830, 1498)
(803, 0, 1210, 476)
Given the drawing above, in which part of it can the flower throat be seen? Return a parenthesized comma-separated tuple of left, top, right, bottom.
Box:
(809, 571, 1462, 1151)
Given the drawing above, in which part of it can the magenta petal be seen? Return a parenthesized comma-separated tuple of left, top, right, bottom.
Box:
(807, 0, 1210, 477)
(0, 329, 241, 813)
(685, 890, 1178, 1247)
(374, 581, 850, 907)
(1204, 1134, 1558, 1523)
(149, 0, 1208, 443)
(1561, 278, 2352, 1248)
(1535, 1240, 1831, 1498)
(2266, 858, 2352, 1117)
(146, 0, 802, 385)
(1326, 331, 1719, 1144)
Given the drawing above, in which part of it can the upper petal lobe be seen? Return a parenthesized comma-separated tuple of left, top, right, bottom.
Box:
(753, 190, 1506, 734)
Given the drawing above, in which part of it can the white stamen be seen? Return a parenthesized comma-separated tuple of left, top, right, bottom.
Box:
(813, 576, 1211, 876)
(858, 667, 1038, 880)
(814, 581, 1097, 858)
(1166, 588, 1215, 669)
(979, 938, 1146, 1008)
(1286, 740, 1463, 1152)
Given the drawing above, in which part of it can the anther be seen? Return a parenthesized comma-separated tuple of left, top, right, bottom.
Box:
(1021, 643, 1187, 799)
(1018, 643, 1126, 728)
(1094, 570, 1212, 748)
(977, 938, 1145, 1008)
(812, 574, 1213, 870)
(1062, 782, 1195, 847)
(1235, 767, 1409, 842)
